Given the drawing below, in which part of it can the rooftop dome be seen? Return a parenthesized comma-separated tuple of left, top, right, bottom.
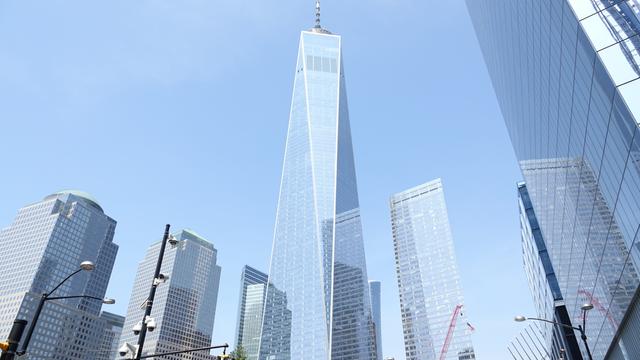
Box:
(45, 190, 103, 212)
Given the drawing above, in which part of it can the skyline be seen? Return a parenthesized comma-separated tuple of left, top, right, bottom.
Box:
(0, 1, 532, 359)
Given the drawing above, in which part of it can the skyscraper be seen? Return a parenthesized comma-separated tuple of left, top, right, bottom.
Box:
(516, 183, 581, 360)
(96, 311, 125, 360)
(368, 281, 382, 360)
(258, 4, 377, 359)
(119, 229, 221, 360)
(390, 179, 475, 360)
(0, 190, 118, 359)
(466, 1, 640, 357)
(235, 266, 268, 360)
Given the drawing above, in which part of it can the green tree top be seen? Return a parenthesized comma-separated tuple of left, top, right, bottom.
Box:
(230, 344, 247, 360)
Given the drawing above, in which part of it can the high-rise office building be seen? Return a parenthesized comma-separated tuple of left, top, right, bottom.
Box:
(390, 179, 475, 360)
(96, 311, 125, 360)
(0, 190, 118, 359)
(241, 284, 267, 360)
(369, 281, 382, 360)
(258, 6, 376, 360)
(119, 229, 221, 360)
(467, 1, 640, 357)
(517, 183, 582, 360)
(235, 266, 268, 360)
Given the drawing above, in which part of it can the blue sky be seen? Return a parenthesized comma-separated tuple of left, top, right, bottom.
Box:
(0, 0, 535, 358)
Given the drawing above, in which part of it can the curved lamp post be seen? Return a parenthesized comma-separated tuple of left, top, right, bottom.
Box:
(515, 303, 594, 360)
(16, 261, 115, 356)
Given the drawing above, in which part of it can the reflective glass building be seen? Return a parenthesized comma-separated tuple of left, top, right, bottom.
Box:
(258, 22, 376, 360)
(96, 311, 125, 360)
(0, 190, 118, 360)
(369, 280, 383, 360)
(517, 183, 582, 360)
(235, 266, 268, 360)
(389, 180, 475, 360)
(119, 229, 221, 360)
(466, 0, 640, 358)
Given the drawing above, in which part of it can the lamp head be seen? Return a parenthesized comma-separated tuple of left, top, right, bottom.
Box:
(581, 303, 594, 311)
(79, 261, 95, 271)
(102, 298, 116, 305)
(514, 315, 527, 322)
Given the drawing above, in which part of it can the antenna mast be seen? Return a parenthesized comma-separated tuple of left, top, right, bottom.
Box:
(315, 0, 321, 28)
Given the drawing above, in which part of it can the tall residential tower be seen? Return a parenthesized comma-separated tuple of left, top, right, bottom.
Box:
(258, 5, 377, 360)
(0, 190, 118, 359)
(390, 180, 475, 360)
(467, 1, 640, 357)
(119, 229, 221, 360)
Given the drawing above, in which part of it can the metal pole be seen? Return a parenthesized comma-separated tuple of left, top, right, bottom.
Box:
(138, 343, 228, 359)
(16, 294, 47, 355)
(0, 320, 27, 360)
(577, 325, 594, 360)
(134, 224, 171, 360)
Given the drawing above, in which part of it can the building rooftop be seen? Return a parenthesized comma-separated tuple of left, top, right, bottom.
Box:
(44, 190, 103, 212)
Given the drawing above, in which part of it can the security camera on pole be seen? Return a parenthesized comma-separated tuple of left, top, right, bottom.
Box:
(132, 224, 176, 360)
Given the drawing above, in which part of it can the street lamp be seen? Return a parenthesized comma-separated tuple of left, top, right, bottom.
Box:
(16, 261, 115, 357)
(515, 303, 594, 360)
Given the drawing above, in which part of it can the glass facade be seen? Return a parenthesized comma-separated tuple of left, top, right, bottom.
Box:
(466, 0, 640, 358)
(119, 229, 221, 360)
(235, 266, 268, 360)
(242, 283, 267, 360)
(369, 281, 383, 360)
(96, 311, 125, 360)
(0, 190, 118, 360)
(517, 183, 582, 360)
(259, 27, 376, 360)
(389, 180, 475, 360)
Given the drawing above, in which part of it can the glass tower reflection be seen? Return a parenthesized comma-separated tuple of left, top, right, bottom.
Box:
(258, 26, 376, 360)
(517, 183, 582, 360)
(466, 0, 640, 357)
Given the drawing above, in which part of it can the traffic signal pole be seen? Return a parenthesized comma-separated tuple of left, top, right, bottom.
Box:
(0, 320, 27, 360)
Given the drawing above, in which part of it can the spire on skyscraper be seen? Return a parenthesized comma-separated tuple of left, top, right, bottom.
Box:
(315, 0, 321, 28)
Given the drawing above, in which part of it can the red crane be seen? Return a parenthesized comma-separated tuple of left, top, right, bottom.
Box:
(578, 288, 618, 328)
(438, 304, 464, 360)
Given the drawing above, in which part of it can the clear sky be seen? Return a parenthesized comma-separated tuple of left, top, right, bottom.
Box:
(0, 1, 536, 359)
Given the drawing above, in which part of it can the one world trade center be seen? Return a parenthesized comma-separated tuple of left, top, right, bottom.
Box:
(258, 2, 377, 360)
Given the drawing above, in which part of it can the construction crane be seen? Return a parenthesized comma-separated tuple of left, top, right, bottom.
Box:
(438, 304, 476, 360)
(439, 304, 464, 360)
(578, 288, 618, 328)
